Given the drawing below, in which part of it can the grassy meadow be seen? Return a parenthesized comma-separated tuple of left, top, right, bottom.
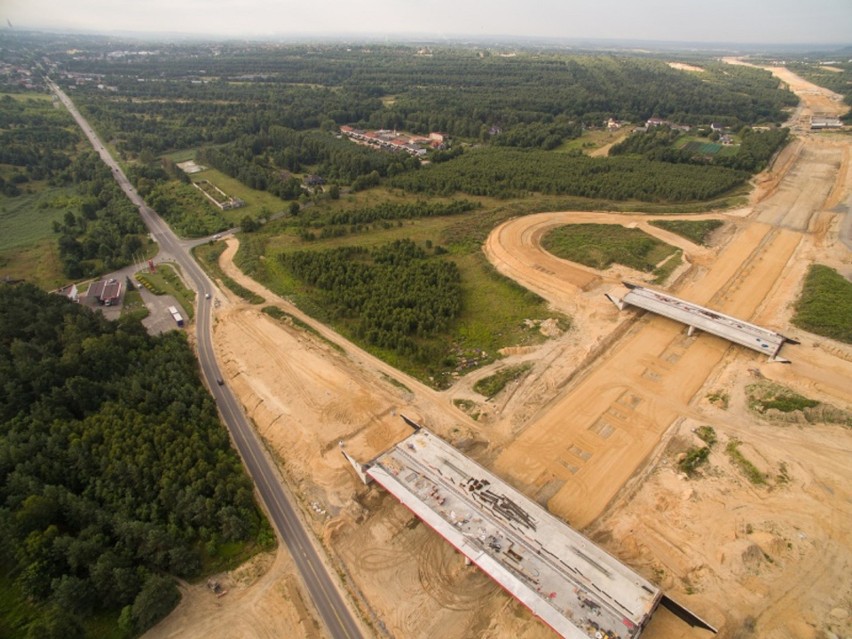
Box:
(542, 223, 679, 272)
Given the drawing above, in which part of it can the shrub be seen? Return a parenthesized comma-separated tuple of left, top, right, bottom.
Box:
(679, 446, 710, 476)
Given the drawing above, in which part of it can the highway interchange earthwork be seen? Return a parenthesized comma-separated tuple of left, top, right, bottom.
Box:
(51, 62, 852, 639)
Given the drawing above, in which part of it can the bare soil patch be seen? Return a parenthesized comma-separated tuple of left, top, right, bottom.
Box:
(667, 62, 705, 73)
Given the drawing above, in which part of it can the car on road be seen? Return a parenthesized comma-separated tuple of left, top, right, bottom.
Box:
(205, 292, 211, 299)
(216, 377, 224, 386)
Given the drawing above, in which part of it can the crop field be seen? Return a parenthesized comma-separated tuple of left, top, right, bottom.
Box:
(682, 140, 723, 155)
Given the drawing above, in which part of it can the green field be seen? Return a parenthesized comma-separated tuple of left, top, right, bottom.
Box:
(161, 148, 198, 163)
(651, 250, 683, 284)
(0, 185, 78, 252)
(192, 167, 293, 223)
(542, 223, 679, 272)
(682, 140, 722, 155)
(120, 285, 150, 322)
(0, 92, 54, 102)
(677, 136, 739, 158)
(0, 239, 65, 289)
(554, 128, 631, 155)
(0, 186, 82, 288)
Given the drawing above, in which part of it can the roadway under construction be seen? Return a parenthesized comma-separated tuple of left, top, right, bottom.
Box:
(355, 425, 663, 639)
(607, 282, 798, 361)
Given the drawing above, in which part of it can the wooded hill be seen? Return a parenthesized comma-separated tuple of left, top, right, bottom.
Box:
(0, 285, 268, 638)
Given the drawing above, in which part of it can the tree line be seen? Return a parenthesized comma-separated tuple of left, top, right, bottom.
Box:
(0, 284, 268, 638)
(389, 147, 748, 201)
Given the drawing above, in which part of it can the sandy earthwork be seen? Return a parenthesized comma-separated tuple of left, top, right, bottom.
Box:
(146, 66, 851, 639)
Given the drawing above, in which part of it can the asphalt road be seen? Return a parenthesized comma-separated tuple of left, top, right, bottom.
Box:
(47, 78, 365, 639)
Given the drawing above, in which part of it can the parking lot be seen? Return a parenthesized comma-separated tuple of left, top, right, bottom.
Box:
(139, 283, 186, 335)
(78, 265, 189, 335)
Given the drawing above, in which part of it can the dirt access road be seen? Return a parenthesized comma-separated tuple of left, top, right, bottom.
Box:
(147, 65, 851, 639)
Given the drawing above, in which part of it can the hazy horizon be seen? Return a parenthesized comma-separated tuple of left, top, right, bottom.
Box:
(3, 0, 851, 46)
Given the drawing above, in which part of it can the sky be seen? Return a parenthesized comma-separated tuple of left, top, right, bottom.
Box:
(2, 0, 852, 45)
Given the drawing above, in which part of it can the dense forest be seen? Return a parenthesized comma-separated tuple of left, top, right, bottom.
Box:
(0, 94, 78, 195)
(28, 39, 794, 164)
(281, 239, 461, 361)
(51, 152, 148, 277)
(388, 147, 748, 201)
(0, 285, 268, 638)
(56, 45, 796, 151)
